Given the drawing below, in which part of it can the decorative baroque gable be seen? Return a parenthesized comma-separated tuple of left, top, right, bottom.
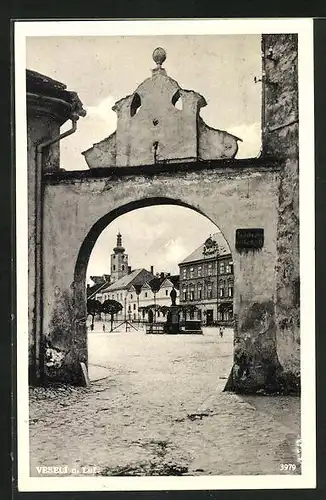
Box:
(82, 48, 241, 168)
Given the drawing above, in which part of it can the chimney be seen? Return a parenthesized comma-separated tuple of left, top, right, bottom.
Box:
(150, 265, 154, 274)
(128, 266, 132, 274)
(160, 272, 164, 279)
(87, 284, 90, 290)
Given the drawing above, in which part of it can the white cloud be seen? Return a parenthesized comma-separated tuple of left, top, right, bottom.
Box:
(87, 95, 117, 132)
(164, 239, 188, 265)
(229, 122, 261, 158)
(60, 95, 118, 170)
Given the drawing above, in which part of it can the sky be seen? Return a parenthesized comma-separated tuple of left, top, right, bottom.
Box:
(25, 34, 261, 282)
(86, 205, 220, 281)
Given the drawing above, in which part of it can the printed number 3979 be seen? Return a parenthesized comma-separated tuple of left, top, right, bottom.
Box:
(280, 463, 296, 471)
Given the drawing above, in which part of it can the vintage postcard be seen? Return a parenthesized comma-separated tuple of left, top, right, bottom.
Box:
(15, 19, 315, 491)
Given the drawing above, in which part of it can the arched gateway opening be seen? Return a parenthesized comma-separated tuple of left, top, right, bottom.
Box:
(30, 36, 301, 395)
(73, 198, 235, 386)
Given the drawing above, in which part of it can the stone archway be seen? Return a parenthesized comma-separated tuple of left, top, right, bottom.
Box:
(42, 171, 280, 391)
(72, 196, 233, 383)
(27, 35, 300, 393)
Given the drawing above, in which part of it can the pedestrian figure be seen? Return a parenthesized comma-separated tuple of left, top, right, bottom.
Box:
(102, 323, 106, 332)
(219, 325, 224, 338)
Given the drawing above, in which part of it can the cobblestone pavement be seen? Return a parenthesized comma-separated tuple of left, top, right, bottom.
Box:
(29, 325, 301, 477)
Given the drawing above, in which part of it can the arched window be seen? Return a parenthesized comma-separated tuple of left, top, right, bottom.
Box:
(172, 90, 183, 110)
(130, 93, 141, 117)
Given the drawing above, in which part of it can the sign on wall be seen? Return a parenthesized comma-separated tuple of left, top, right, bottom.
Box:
(235, 228, 264, 252)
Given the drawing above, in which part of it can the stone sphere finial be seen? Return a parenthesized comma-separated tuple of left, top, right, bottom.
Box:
(152, 47, 166, 67)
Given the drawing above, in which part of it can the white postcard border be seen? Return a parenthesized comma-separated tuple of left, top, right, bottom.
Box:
(15, 18, 315, 491)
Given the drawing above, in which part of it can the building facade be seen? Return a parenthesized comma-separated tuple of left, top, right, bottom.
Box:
(95, 268, 155, 320)
(179, 233, 234, 326)
(136, 274, 179, 323)
(94, 234, 179, 322)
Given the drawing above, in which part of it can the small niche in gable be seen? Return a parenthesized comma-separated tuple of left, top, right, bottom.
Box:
(130, 93, 141, 117)
(171, 90, 183, 110)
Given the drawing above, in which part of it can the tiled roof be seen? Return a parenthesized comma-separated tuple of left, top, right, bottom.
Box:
(90, 275, 106, 285)
(102, 268, 154, 292)
(129, 283, 143, 295)
(87, 281, 110, 299)
(180, 232, 231, 265)
(149, 276, 166, 292)
(26, 69, 86, 119)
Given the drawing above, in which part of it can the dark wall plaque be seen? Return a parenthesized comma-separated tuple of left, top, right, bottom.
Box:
(235, 228, 264, 252)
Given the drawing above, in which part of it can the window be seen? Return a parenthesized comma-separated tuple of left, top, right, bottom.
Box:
(128, 305, 131, 312)
(165, 289, 168, 296)
(190, 289, 195, 301)
(142, 309, 145, 318)
(133, 303, 136, 310)
(226, 264, 230, 274)
(198, 287, 202, 300)
(113, 265, 116, 271)
(198, 266, 202, 277)
(208, 263, 213, 276)
(157, 311, 160, 317)
(182, 268, 187, 279)
(190, 267, 194, 278)
(219, 287, 224, 298)
(183, 288, 187, 301)
(112, 294, 115, 300)
(172, 90, 183, 110)
(208, 286, 213, 299)
(130, 294, 133, 299)
(130, 92, 141, 116)
(145, 292, 148, 298)
(189, 310, 194, 319)
(228, 286, 233, 298)
(220, 262, 225, 274)
(122, 265, 125, 271)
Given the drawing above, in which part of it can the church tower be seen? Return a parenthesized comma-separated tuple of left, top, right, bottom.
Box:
(110, 232, 128, 283)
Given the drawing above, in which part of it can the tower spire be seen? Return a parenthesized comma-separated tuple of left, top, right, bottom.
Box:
(113, 232, 125, 253)
(110, 232, 128, 283)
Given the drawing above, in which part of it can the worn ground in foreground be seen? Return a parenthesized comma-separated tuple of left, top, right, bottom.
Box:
(29, 326, 300, 476)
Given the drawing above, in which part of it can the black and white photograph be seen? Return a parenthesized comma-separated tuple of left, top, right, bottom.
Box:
(15, 19, 315, 491)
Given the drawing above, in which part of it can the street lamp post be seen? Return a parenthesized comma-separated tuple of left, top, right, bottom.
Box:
(124, 295, 127, 332)
(154, 291, 157, 324)
(137, 292, 140, 326)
